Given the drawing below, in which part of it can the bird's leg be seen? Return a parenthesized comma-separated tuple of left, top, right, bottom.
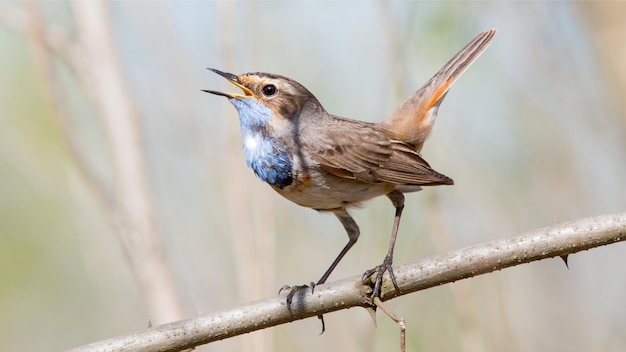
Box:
(284, 208, 359, 333)
(284, 209, 359, 294)
(363, 190, 405, 301)
(316, 209, 360, 285)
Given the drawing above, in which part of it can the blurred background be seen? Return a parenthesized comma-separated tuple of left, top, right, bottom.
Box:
(1, 1, 625, 351)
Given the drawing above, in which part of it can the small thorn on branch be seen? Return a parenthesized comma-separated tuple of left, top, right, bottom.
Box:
(560, 255, 569, 269)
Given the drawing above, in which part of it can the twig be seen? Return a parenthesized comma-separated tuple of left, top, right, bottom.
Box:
(68, 211, 626, 352)
(373, 297, 406, 352)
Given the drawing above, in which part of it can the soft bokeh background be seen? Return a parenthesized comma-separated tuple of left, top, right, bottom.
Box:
(1, 1, 625, 351)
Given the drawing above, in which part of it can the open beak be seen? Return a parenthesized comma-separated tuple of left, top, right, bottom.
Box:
(202, 68, 254, 98)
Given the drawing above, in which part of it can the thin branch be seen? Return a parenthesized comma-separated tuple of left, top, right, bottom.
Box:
(68, 211, 626, 352)
(373, 297, 406, 352)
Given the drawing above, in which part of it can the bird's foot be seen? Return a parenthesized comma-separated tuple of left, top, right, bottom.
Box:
(362, 255, 399, 302)
(279, 282, 316, 315)
(279, 282, 327, 333)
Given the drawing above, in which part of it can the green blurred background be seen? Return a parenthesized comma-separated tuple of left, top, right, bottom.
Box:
(1, 1, 625, 351)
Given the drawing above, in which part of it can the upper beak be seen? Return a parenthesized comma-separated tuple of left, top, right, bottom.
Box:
(202, 68, 254, 98)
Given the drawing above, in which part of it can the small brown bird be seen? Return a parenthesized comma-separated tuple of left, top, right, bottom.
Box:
(205, 29, 496, 306)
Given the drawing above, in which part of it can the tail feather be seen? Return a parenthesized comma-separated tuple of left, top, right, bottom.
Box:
(379, 29, 496, 151)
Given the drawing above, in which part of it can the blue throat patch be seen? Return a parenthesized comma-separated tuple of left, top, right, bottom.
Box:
(230, 98, 293, 188)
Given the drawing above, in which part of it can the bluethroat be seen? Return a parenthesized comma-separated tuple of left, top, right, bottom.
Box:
(205, 29, 495, 309)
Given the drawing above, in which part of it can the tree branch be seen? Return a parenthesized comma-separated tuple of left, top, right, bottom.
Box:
(67, 211, 626, 352)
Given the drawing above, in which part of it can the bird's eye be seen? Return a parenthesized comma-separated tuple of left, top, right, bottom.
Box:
(262, 84, 277, 97)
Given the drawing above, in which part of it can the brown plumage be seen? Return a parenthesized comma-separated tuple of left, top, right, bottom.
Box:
(205, 29, 496, 320)
(305, 117, 453, 186)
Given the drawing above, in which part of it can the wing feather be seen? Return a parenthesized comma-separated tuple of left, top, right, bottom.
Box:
(304, 118, 453, 186)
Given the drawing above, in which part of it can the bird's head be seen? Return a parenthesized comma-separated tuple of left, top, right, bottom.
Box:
(204, 69, 322, 129)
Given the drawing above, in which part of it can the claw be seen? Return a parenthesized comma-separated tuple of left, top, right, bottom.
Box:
(280, 282, 327, 333)
(362, 255, 399, 302)
(284, 284, 310, 314)
(318, 314, 325, 334)
(278, 285, 292, 295)
(283, 282, 319, 315)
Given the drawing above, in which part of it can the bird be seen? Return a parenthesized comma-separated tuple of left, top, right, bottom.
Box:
(204, 29, 496, 309)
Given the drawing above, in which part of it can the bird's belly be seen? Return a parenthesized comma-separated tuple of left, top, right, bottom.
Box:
(272, 171, 395, 210)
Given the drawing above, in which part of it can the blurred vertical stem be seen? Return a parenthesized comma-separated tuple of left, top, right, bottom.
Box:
(14, 1, 186, 324)
(577, 2, 626, 134)
(425, 193, 490, 352)
(70, 1, 184, 324)
(216, 2, 274, 352)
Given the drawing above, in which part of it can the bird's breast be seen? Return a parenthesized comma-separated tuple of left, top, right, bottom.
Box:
(242, 130, 293, 188)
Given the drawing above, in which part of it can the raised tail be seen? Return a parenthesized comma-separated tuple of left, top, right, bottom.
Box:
(379, 29, 496, 151)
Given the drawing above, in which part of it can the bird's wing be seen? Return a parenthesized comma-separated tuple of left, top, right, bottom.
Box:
(304, 118, 453, 186)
